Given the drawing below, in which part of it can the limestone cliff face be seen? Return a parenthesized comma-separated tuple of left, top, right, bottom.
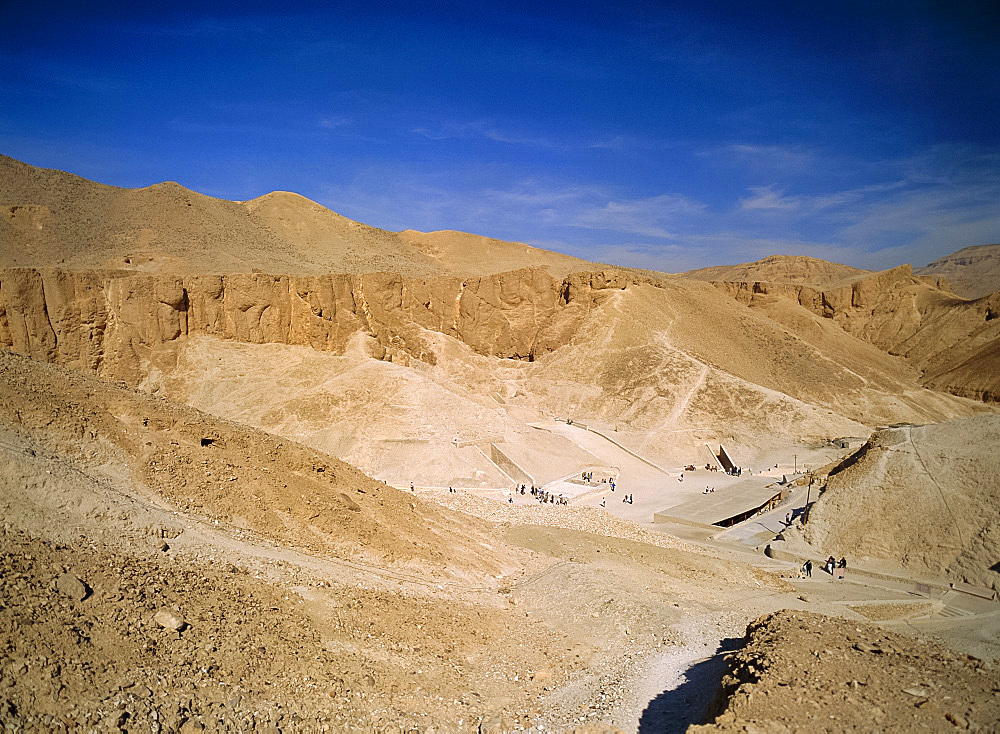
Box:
(711, 265, 1000, 402)
(0, 267, 639, 383)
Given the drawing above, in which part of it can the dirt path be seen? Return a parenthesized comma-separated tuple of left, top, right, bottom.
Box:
(618, 616, 740, 733)
(667, 358, 709, 426)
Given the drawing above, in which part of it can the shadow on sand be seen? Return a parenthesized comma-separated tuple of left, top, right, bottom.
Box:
(638, 637, 742, 734)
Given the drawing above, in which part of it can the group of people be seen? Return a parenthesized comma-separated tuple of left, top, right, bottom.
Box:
(702, 486, 716, 494)
(799, 556, 847, 578)
(527, 485, 568, 505)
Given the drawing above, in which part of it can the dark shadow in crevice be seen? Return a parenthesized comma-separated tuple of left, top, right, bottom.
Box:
(638, 636, 742, 734)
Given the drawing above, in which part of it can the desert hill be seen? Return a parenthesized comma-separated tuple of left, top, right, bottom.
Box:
(0, 348, 504, 581)
(683, 254, 868, 287)
(0, 155, 587, 277)
(917, 243, 1000, 299)
(1, 264, 987, 487)
(1, 154, 997, 489)
(786, 414, 1000, 589)
(704, 262, 1000, 403)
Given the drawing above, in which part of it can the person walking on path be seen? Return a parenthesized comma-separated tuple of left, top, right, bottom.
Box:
(804, 559, 812, 577)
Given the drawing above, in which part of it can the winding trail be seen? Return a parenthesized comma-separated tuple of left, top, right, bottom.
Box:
(667, 360, 709, 425)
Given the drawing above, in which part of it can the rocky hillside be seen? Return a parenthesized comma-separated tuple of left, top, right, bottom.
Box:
(0, 266, 647, 376)
(2, 262, 987, 485)
(693, 610, 1000, 732)
(0, 350, 795, 733)
(0, 349, 504, 580)
(708, 264, 1000, 403)
(917, 244, 1000, 299)
(794, 415, 1000, 589)
(1, 154, 996, 485)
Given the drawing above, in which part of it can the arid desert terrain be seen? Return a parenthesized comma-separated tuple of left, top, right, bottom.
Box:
(2, 155, 999, 732)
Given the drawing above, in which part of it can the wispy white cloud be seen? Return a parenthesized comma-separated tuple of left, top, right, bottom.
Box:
(410, 119, 681, 153)
(320, 170, 705, 247)
(572, 193, 705, 238)
(482, 183, 704, 238)
(316, 144, 1000, 273)
(586, 135, 687, 152)
(411, 119, 556, 147)
(739, 185, 800, 211)
(726, 146, 1000, 267)
(317, 115, 351, 129)
(702, 143, 816, 172)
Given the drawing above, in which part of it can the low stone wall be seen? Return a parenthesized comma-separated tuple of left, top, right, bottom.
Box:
(489, 443, 534, 487)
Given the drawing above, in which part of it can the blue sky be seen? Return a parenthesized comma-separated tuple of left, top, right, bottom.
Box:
(2, 0, 998, 271)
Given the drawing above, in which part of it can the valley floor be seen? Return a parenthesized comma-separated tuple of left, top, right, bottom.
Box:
(1, 352, 998, 732)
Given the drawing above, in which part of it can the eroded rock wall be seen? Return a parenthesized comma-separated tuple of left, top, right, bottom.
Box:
(0, 267, 640, 382)
(712, 265, 1000, 402)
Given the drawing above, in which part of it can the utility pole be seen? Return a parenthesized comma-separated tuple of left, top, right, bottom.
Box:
(805, 477, 812, 521)
(794, 454, 797, 473)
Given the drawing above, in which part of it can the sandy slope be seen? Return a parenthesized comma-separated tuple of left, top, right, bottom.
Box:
(0, 349, 504, 581)
(781, 415, 1000, 589)
(0, 348, 801, 731)
(132, 269, 985, 489)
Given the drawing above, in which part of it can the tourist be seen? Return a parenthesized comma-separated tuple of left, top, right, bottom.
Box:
(785, 511, 792, 526)
(804, 559, 812, 577)
(600, 498, 606, 507)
